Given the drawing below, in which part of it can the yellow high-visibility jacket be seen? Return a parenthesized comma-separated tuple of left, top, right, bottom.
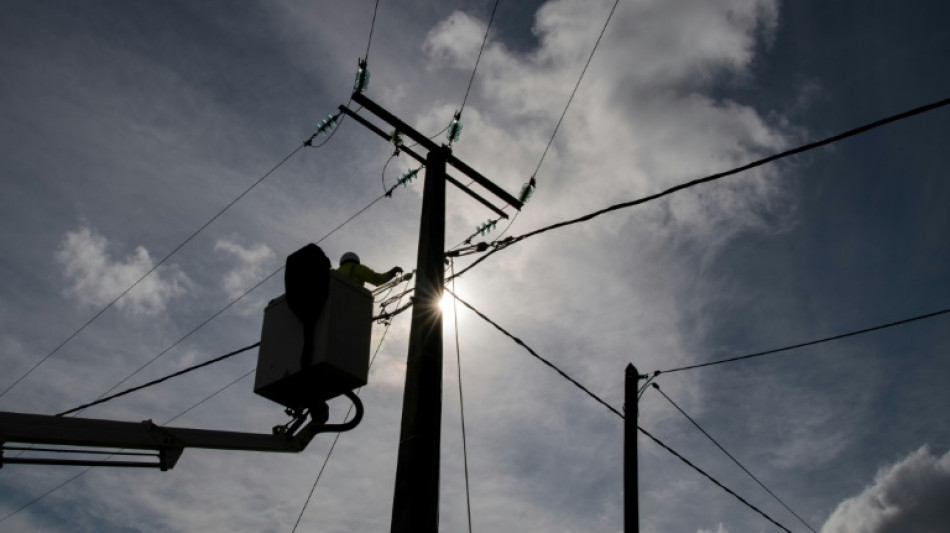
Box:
(337, 263, 394, 287)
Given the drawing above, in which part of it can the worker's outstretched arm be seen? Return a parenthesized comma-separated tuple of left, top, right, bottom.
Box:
(353, 263, 402, 286)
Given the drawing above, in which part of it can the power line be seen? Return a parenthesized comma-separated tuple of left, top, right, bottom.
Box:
(165, 369, 255, 426)
(447, 96, 950, 282)
(61, 269, 281, 416)
(0, 463, 91, 525)
(56, 342, 260, 417)
(373, 299, 414, 323)
(636, 373, 657, 401)
(458, 0, 501, 118)
(492, 210, 520, 241)
(652, 383, 816, 532)
(363, 0, 382, 65)
(445, 288, 622, 418)
(637, 425, 792, 532)
(0, 144, 307, 402)
(0, 366, 256, 525)
(291, 274, 413, 532)
(449, 262, 474, 533)
(531, 0, 623, 181)
(290, 332, 393, 533)
(381, 151, 398, 192)
(656, 306, 950, 375)
(445, 288, 790, 531)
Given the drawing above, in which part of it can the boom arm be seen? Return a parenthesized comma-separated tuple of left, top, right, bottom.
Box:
(0, 390, 363, 471)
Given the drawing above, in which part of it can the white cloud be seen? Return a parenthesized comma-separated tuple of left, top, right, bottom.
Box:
(214, 238, 277, 300)
(422, 0, 790, 249)
(821, 447, 950, 533)
(423, 10, 489, 70)
(55, 226, 188, 316)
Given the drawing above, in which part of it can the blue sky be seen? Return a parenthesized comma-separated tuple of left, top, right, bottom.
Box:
(1, 1, 949, 532)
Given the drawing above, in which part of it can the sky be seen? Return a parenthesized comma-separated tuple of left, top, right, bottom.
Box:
(1, 0, 949, 532)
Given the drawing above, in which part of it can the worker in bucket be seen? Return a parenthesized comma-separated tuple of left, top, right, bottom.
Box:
(337, 251, 404, 287)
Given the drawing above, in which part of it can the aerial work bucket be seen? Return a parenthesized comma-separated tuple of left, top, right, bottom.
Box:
(254, 262, 373, 411)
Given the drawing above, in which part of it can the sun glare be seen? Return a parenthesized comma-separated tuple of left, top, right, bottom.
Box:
(439, 292, 453, 313)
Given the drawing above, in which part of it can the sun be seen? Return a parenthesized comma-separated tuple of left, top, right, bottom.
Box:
(438, 292, 453, 313)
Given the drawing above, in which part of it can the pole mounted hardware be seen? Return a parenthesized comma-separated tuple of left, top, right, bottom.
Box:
(339, 105, 512, 220)
(445, 242, 489, 258)
(342, 93, 524, 212)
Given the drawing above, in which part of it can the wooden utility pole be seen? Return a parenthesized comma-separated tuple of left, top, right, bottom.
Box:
(625, 363, 640, 533)
(390, 145, 448, 532)
(341, 92, 522, 533)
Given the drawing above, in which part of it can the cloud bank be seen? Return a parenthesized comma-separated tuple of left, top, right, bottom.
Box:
(420, 0, 789, 252)
(821, 447, 950, 533)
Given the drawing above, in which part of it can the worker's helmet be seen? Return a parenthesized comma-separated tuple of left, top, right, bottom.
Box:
(340, 251, 360, 265)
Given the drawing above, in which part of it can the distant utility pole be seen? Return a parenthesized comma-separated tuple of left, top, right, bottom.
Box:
(625, 363, 640, 533)
(342, 92, 522, 533)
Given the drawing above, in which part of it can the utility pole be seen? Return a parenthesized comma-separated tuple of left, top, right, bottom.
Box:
(625, 363, 640, 533)
(390, 145, 448, 531)
(341, 92, 522, 533)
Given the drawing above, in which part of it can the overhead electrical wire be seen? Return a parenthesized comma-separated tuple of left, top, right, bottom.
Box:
(652, 383, 817, 532)
(363, 0, 382, 66)
(60, 269, 280, 416)
(56, 342, 260, 417)
(446, 288, 790, 530)
(637, 424, 792, 532)
(291, 274, 413, 532)
(445, 288, 622, 418)
(457, 0, 501, 119)
(0, 365, 257, 525)
(381, 151, 398, 192)
(448, 96, 950, 282)
(636, 373, 657, 401)
(290, 329, 390, 533)
(532, 0, 622, 181)
(441, 0, 502, 149)
(654, 306, 950, 376)
(449, 261, 474, 533)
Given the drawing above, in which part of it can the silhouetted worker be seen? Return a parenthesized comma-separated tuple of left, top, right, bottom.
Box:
(284, 243, 332, 371)
(337, 251, 403, 287)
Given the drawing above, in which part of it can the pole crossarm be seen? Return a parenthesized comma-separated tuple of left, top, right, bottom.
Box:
(444, 175, 508, 218)
(349, 93, 524, 210)
(340, 105, 425, 163)
(339, 105, 508, 218)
